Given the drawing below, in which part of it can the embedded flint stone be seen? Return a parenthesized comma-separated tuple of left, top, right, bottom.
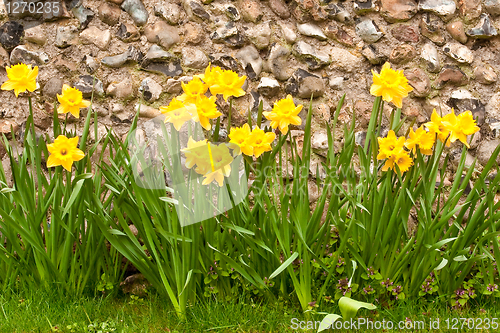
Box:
(121, 0, 149, 26)
(142, 60, 183, 77)
(325, 3, 352, 24)
(292, 41, 331, 70)
(442, 43, 474, 64)
(102, 46, 143, 68)
(73, 75, 105, 98)
(10, 45, 49, 66)
(72, 5, 94, 30)
(355, 18, 383, 43)
(466, 14, 498, 38)
(141, 45, 176, 66)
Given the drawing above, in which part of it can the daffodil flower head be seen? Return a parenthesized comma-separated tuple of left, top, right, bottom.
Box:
(196, 64, 223, 88)
(181, 137, 209, 168)
(56, 84, 91, 118)
(1, 63, 38, 97)
(377, 130, 406, 160)
(263, 95, 303, 135)
(370, 62, 413, 109)
(208, 69, 246, 101)
(424, 109, 454, 146)
(441, 109, 480, 148)
(405, 126, 435, 155)
(195, 143, 233, 187)
(159, 97, 194, 131)
(46, 135, 85, 171)
(177, 77, 208, 104)
(229, 123, 254, 156)
(249, 127, 276, 158)
(192, 95, 222, 130)
(382, 148, 413, 173)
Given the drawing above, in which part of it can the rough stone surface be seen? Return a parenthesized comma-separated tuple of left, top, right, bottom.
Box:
(293, 41, 331, 70)
(269, 0, 290, 19)
(446, 21, 468, 43)
(99, 2, 122, 26)
(435, 66, 469, 88)
(443, 43, 474, 63)
(419, 0, 456, 20)
(139, 78, 163, 101)
(475, 64, 497, 84)
(80, 27, 112, 51)
(380, 0, 417, 23)
(421, 43, 441, 72)
(390, 44, 417, 64)
(420, 13, 446, 45)
(391, 25, 419, 42)
(356, 18, 383, 43)
(406, 68, 431, 97)
(181, 47, 209, 69)
(55, 26, 79, 48)
(144, 21, 180, 50)
(477, 139, 500, 165)
(466, 13, 498, 38)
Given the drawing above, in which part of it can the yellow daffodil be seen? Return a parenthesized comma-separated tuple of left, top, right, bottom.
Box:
(249, 127, 276, 158)
(159, 97, 194, 131)
(382, 148, 413, 173)
(1, 63, 38, 97)
(377, 130, 406, 160)
(196, 64, 223, 89)
(370, 62, 413, 108)
(201, 143, 233, 187)
(228, 124, 254, 156)
(192, 95, 222, 130)
(263, 95, 303, 135)
(46, 135, 85, 171)
(209, 69, 246, 101)
(177, 77, 208, 104)
(441, 110, 480, 148)
(405, 127, 435, 155)
(57, 84, 91, 119)
(181, 137, 210, 174)
(424, 109, 454, 146)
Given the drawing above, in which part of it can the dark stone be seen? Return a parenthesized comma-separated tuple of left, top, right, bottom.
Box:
(420, 13, 445, 45)
(142, 60, 183, 77)
(73, 75, 105, 98)
(208, 54, 242, 72)
(116, 23, 140, 42)
(466, 13, 498, 38)
(285, 68, 324, 98)
(325, 3, 352, 24)
(361, 44, 387, 64)
(211, 21, 245, 47)
(354, 0, 376, 14)
(102, 46, 144, 67)
(141, 45, 175, 66)
(121, 0, 149, 26)
(0, 21, 23, 51)
(447, 96, 486, 124)
(72, 5, 94, 30)
(189, 1, 211, 20)
(226, 5, 240, 21)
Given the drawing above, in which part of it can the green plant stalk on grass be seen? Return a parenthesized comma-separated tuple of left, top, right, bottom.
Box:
(0, 94, 123, 295)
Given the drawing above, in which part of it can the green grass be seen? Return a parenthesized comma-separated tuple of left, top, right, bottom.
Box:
(1, 289, 499, 332)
